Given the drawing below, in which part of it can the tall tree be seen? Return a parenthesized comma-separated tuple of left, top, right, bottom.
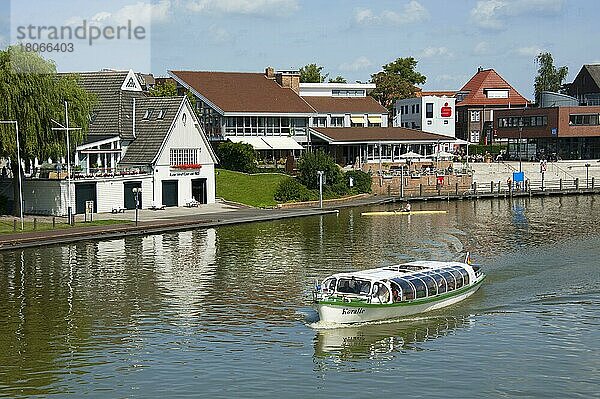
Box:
(370, 57, 426, 111)
(328, 75, 347, 83)
(534, 52, 568, 104)
(149, 79, 178, 97)
(0, 46, 96, 216)
(299, 63, 328, 83)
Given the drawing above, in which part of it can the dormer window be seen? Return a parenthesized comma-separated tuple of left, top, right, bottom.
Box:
(485, 89, 509, 99)
(157, 109, 166, 119)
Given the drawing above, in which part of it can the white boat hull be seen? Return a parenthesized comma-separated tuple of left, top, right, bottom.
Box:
(317, 278, 484, 324)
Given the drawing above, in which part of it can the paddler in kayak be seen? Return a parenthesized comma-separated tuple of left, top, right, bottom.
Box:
(398, 202, 411, 213)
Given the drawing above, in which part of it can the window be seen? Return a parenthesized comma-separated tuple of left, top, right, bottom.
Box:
(169, 148, 199, 166)
(470, 111, 481, 122)
(486, 89, 509, 99)
(570, 114, 599, 126)
(329, 116, 344, 127)
(332, 89, 364, 97)
(404, 105, 409, 115)
(415, 104, 420, 114)
(143, 109, 154, 119)
(157, 109, 166, 119)
(426, 103, 434, 118)
(470, 130, 480, 143)
(411, 104, 416, 114)
(312, 117, 326, 127)
(336, 278, 371, 295)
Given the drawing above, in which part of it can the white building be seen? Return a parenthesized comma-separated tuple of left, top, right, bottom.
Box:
(394, 96, 456, 138)
(2, 70, 217, 216)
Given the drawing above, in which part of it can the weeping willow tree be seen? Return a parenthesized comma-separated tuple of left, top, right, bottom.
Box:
(0, 46, 96, 216)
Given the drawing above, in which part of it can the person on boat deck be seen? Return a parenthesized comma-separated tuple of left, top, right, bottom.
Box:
(399, 202, 411, 212)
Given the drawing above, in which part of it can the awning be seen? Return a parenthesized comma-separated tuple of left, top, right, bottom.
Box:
(262, 136, 304, 150)
(367, 115, 382, 123)
(350, 115, 365, 124)
(228, 136, 272, 150)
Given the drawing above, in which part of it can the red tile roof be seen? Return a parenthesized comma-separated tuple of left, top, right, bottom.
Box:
(418, 91, 456, 97)
(457, 69, 529, 106)
(169, 71, 315, 114)
(302, 96, 387, 114)
(311, 127, 455, 143)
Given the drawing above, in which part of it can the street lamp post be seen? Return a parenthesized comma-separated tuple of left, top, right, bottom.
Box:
(132, 187, 142, 226)
(585, 163, 590, 188)
(51, 101, 81, 225)
(317, 171, 324, 209)
(0, 120, 24, 230)
(518, 125, 523, 173)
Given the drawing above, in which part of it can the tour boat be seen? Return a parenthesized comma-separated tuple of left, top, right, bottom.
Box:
(314, 254, 485, 324)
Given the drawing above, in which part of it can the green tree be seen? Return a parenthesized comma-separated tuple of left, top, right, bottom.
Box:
(0, 46, 96, 216)
(534, 52, 568, 105)
(328, 75, 347, 83)
(299, 63, 328, 83)
(149, 79, 178, 97)
(370, 57, 426, 111)
(296, 150, 342, 190)
(216, 141, 257, 173)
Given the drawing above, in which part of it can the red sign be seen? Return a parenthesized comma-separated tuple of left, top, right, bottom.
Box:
(441, 102, 452, 118)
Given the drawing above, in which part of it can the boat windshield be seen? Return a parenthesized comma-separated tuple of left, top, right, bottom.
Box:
(336, 278, 371, 295)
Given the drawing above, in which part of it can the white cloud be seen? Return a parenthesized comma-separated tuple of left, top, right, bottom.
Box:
(420, 46, 453, 58)
(65, 1, 172, 27)
(473, 41, 490, 55)
(355, 1, 429, 26)
(338, 56, 373, 72)
(186, 0, 299, 17)
(471, 0, 563, 30)
(434, 74, 469, 86)
(515, 45, 546, 57)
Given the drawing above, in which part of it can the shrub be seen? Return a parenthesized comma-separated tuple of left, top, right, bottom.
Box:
(297, 150, 343, 189)
(217, 142, 257, 173)
(274, 179, 317, 202)
(345, 170, 372, 194)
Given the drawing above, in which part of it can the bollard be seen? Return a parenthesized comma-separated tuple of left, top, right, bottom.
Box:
(13, 219, 17, 232)
(419, 184, 423, 197)
(575, 178, 579, 190)
(455, 182, 459, 196)
(560, 179, 563, 191)
(498, 181, 501, 193)
(33, 218, 37, 230)
(490, 181, 494, 193)
(52, 217, 55, 229)
(473, 182, 477, 194)
(592, 177, 595, 190)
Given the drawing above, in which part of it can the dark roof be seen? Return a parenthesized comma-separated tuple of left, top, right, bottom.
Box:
(301, 96, 386, 114)
(64, 70, 148, 140)
(457, 69, 529, 106)
(582, 65, 600, 89)
(311, 127, 455, 143)
(80, 134, 119, 145)
(169, 71, 315, 114)
(120, 97, 184, 165)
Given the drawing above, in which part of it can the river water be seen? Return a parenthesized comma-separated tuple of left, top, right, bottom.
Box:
(1, 195, 599, 398)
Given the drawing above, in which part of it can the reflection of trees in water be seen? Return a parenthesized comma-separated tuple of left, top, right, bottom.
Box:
(313, 314, 470, 366)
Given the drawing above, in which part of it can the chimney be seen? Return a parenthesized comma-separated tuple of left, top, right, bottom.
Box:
(275, 70, 300, 94)
(477, 66, 483, 73)
(265, 66, 275, 79)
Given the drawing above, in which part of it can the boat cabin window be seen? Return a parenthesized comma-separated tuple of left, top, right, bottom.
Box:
(431, 272, 447, 294)
(337, 278, 371, 295)
(407, 277, 427, 299)
(415, 273, 437, 296)
(457, 267, 470, 285)
(450, 269, 464, 289)
(392, 279, 415, 301)
(323, 278, 337, 292)
(441, 270, 456, 291)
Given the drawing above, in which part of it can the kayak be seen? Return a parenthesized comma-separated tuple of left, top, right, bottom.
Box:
(361, 210, 448, 216)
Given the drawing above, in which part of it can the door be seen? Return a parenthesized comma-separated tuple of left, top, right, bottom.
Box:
(191, 178, 207, 204)
(75, 183, 97, 214)
(124, 181, 142, 209)
(162, 180, 178, 207)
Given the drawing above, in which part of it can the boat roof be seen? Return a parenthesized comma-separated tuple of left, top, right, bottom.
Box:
(327, 261, 469, 281)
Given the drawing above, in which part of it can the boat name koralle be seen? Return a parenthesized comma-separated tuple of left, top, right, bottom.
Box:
(342, 308, 365, 315)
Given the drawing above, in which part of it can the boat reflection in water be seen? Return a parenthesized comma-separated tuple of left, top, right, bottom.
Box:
(313, 314, 470, 361)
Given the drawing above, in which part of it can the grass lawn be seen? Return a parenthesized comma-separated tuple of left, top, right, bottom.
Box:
(216, 169, 292, 207)
(0, 219, 130, 235)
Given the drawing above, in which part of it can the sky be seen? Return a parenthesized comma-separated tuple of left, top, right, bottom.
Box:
(1, 0, 598, 99)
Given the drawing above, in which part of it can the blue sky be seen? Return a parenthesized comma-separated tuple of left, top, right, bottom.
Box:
(2, 0, 598, 99)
